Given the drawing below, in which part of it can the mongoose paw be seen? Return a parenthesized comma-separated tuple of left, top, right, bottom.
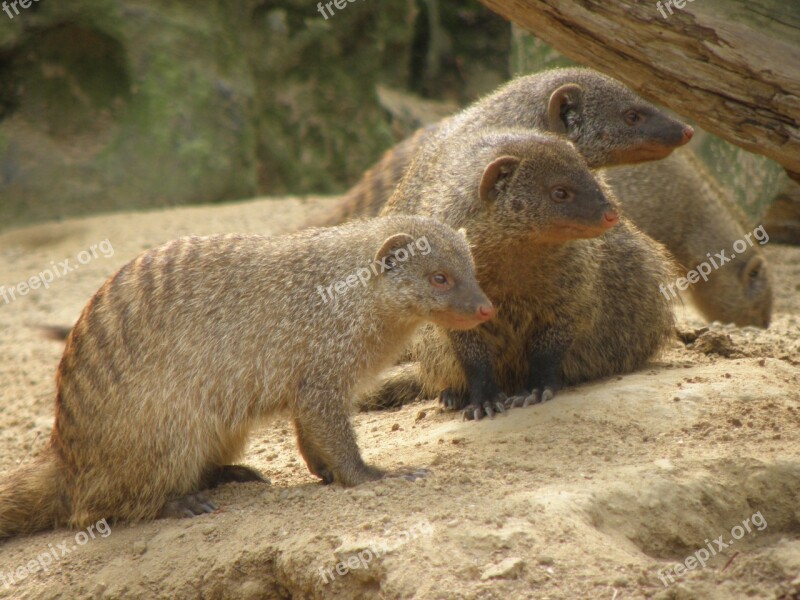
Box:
(159, 493, 217, 519)
(210, 465, 270, 487)
(506, 389, 541, 409)
(462, 394, 508, 421)
(438, 388, 467, 411)
(315, 467, 335, 485)
(400, 468, 430, 482)
(505, 386, 557, 409)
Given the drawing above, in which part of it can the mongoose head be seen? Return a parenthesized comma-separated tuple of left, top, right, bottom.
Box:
(371, 218, 494, 330)
(691, 251, 773, 328)
(538, 68, 693, 167)
(459, 130, 620, 244)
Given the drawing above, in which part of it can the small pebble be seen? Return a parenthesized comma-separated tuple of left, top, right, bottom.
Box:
(480, 556, 525, 580)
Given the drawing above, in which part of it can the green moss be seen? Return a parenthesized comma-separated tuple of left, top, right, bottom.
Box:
(692, 136, 785, 223)
(0, 0, 508, 230)
(510, 24, 575, 76)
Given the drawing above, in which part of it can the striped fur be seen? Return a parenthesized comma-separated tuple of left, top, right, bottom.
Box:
(1, 216, 489, 536)
(361, 127, 676, 415)
(311, 67, 691, 229)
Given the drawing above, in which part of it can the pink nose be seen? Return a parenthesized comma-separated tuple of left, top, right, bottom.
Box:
(477, 304, 495, 321)
(681, 126, 694, 143)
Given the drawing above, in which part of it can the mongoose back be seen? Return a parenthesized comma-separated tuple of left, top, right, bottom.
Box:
(367, 127, 675, 418)
(0, 216, 492, 537)
(605, 151, 773, 327)
(313, 67, 693, 226)
(764, 178, 800, 245)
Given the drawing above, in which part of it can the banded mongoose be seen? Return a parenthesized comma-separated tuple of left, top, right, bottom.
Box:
(0, 216, 492, 537)
(604, 151, 772, 328)
(365, 127, 675, 419)
(40, 68, 693, 345)
(313, 67, 693, 227)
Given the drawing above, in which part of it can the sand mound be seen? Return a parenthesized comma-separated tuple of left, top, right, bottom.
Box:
(0, 197, 798, 599)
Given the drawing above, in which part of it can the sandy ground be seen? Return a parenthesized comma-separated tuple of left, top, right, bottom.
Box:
(0, 197, 798, 600)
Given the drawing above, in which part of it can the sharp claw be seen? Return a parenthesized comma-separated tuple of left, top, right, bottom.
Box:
(483, 403, 494, 419)
(403, 468, 430, 481)
(440, 389, 467, 411)
(542, 388, 554, 402)
(495, 401, 506, 414)
(473, 407, 482, 421)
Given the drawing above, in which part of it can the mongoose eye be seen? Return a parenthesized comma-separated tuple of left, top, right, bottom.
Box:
(430, 272, 452, 290)
(624, 110, 642, 126)
(550, 186, 572, 203)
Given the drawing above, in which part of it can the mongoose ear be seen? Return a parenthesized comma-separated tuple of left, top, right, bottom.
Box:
(548, 83, 584, 134)
(457, 227, 468, 239)
(479, 156, 521, 203)
(374, 232, 415, 271)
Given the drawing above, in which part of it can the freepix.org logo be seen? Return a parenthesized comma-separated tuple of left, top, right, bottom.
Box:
(316, 235, 431, 305)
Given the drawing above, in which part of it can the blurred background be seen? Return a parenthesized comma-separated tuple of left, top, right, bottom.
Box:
(0, 0, 793, 235)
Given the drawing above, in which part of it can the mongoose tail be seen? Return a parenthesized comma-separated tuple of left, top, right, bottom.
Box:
(35, 324, 73, 342)
(0, 450, 66, 538)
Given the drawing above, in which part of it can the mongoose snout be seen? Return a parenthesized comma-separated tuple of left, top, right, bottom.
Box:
(607, 107, 694, 165)
(519, 152, 622, 243)
(430, 298, 495, 330)
(422, 263, 495, 330)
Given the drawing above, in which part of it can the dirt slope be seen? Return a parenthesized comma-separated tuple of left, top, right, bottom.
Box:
(0, 197, 798, 600)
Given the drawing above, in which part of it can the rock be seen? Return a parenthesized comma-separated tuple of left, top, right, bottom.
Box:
(132, 541, 147, 556)
(481, 556, 525, 580)
(691, 331, 737, 357)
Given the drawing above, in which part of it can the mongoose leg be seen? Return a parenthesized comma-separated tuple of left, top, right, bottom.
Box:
(294, 418, 334, 484)
(294, 406, 385, 487)
(158, 493, 217, 519)
(204, 465, 269, 488)
(509, 329, 567, 407)
(447, 330, 507, 421)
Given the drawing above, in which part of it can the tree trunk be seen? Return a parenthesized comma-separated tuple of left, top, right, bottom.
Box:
(479, 0, 800, 181)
